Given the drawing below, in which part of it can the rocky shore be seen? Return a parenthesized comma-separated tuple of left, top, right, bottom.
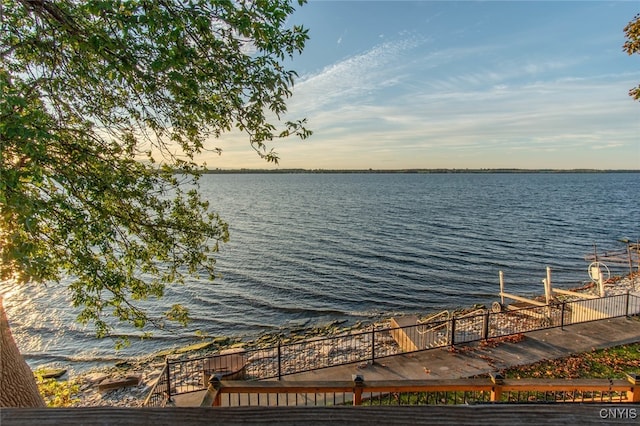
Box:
(44, 272, 639, 408)
(55, 320, 393, 407)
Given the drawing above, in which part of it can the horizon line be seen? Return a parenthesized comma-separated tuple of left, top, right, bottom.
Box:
(201, 168, 640, 173)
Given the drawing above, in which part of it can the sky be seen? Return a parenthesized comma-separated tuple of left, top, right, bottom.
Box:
(206, 1, 640, 170)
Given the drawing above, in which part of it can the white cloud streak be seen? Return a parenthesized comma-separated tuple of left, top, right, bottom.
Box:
(266, 32, 639, 170)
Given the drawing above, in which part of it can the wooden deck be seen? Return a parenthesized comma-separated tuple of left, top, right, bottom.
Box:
(3, 405, 639, 425)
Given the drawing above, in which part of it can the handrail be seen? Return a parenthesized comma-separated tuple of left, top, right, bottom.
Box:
(205, 376, 640, 407)
(417, 310, 450, 335)
(142, 362, 169, 407)
(455, 308, 485, 319)
(418, 310, 450, 324)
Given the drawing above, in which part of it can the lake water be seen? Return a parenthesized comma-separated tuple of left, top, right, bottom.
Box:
(1, 172, 638, 372)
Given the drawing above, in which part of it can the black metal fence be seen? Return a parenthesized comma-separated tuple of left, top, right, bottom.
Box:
(144, 291, 640, 407)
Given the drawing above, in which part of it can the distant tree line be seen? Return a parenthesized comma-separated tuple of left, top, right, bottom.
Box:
(202, 169, 640, 174)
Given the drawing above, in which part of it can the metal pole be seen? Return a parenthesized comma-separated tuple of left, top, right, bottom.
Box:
(597, 265, 605, 297)
(450, 316, 456, 347)
(483, 309, 490, 340)
(560, 302, 566, 330)
(277, 342, 282, 381)
(371, 328, 376, 365)
(626, 290, 631, 318)
(545, 267, 552, 304)
(545, 266, 552, 319)
(165, 357, 172, 402)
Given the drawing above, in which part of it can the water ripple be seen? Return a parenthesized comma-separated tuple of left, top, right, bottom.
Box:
(1, 172, 638, 372)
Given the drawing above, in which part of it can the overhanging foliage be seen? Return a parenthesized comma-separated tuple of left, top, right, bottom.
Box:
(0, 0, 311, 341)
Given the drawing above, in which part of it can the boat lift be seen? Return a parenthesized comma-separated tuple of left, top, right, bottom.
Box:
(492, 268, 553, 318)
(493, 264, 610, 317)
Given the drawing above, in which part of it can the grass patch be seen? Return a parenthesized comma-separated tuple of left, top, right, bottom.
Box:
(34, 369, 80, 407)
(502, 342, 640, 379)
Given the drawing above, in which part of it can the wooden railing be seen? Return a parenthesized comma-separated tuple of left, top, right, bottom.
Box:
(203, 374, 640, 407)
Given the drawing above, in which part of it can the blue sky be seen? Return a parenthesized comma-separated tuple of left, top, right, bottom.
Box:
(209, 1, 639, 170)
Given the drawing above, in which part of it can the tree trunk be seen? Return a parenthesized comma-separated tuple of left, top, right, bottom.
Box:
(0, 296, 45, 407)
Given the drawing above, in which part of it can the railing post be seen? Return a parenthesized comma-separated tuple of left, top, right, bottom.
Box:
(626, 290, 631, 318)
(489, 372, 504, 402)
(165, 357, 172, 402)
(371, 328, 376, 365)
(560, 302, 566, 330)
(277, 341, 282, 381)
(450, 316, 456, 347)
(352, 374, 364, 406)
(483, 310, 490, 340)
(208, 374, 223, 407)
(625, 373, 640, 402)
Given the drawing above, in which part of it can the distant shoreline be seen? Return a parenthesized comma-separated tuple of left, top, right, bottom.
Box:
(203, 168, 640, 174)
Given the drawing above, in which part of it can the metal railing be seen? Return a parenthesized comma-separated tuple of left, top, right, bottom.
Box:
(144, 290, 640, 406)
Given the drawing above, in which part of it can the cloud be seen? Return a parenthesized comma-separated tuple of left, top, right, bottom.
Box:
(292, 35, 425, 113)
(278, 64, 638, 169)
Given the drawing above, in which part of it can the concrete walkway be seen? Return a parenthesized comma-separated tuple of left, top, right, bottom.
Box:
(173, 316, 640, 406)
(283, 316, 640, 383)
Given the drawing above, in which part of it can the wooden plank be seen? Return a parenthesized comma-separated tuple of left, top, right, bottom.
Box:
(219, 378, 632, 389)
(389, 316, 419, 352)
(219, 379, 493, 394)
(500, 292, 548, 307)
(2, 405, 637, 426)
(224, 379, 489, 388)
(509, 382, 631, 390)
(220, 384, 354, 394)
(502, 379, 632, 388)
(215, 378, 633, 396)
(364, 384, 492, 393)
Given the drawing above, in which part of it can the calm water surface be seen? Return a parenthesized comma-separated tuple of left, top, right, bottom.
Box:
(1, 172, 638, 372)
